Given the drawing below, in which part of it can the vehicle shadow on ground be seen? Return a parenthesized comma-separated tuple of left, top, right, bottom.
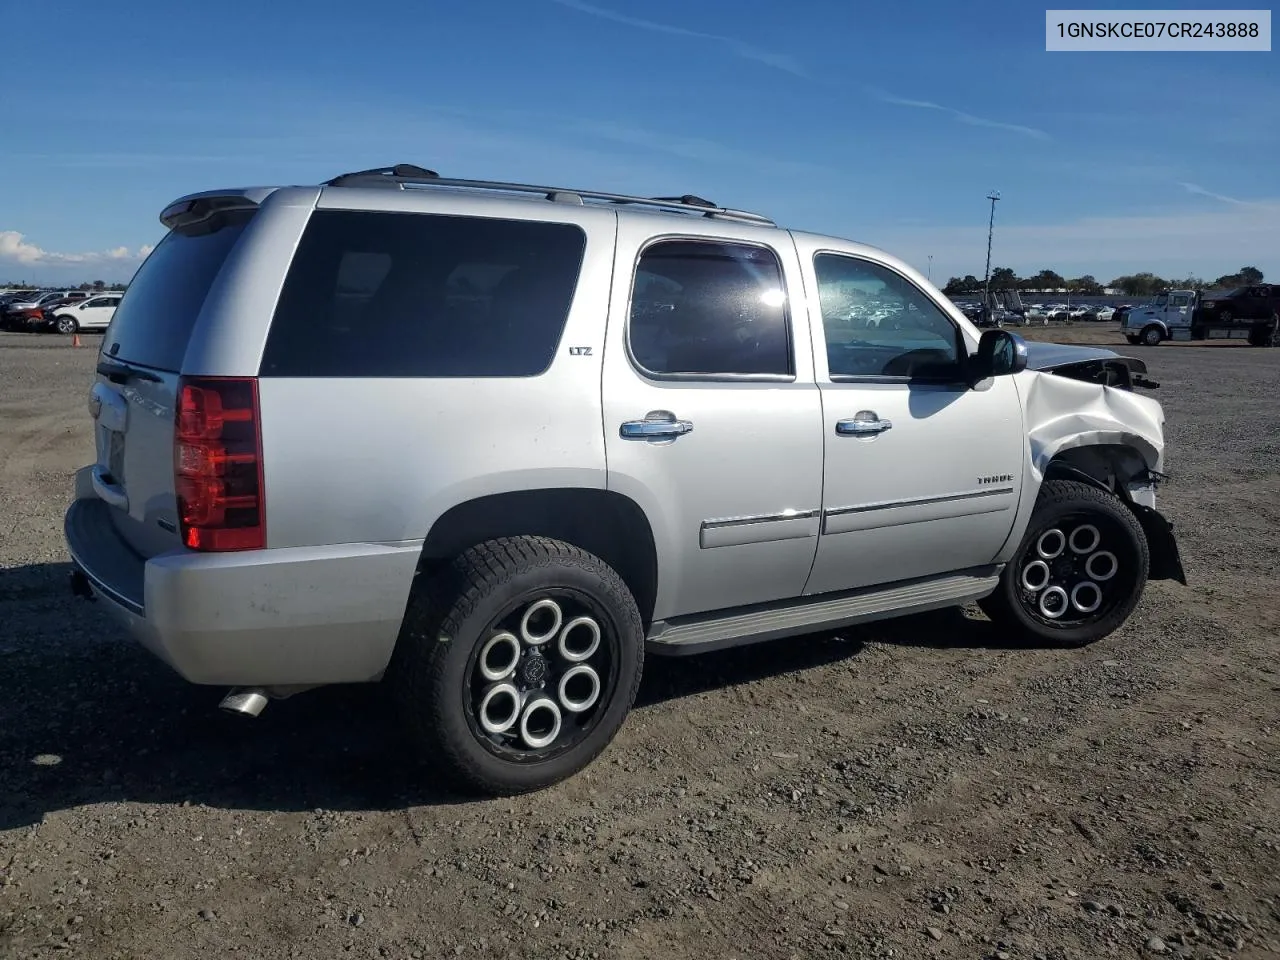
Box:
(0, 562, 1023, 828)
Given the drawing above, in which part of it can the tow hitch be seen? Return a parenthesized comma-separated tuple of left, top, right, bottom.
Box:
(69, 568, 94, 600)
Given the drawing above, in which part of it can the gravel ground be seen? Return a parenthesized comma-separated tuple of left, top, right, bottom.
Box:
(1, 329, 1277, 960)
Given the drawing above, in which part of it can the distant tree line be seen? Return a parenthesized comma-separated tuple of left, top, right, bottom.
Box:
(1, 279, 129, 291)
(942, 265, 1264, 298)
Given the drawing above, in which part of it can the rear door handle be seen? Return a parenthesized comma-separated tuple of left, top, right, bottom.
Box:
(836, 412, 893, 437)
(620, 411, 694, 441)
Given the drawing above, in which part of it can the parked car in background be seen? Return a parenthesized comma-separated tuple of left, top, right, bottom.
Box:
(1094, 305, 1115, 322)
(48, 294, 122, 333)
(0, 289, 40, 308)
(2, 290, 70, 330)
(1195, 284, 1280, 329)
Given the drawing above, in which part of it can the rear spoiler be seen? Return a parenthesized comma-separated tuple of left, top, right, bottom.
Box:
(159, 187, 280, 229)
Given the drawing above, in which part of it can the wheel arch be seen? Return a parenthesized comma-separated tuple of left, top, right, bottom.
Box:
(416, 487, 660, 628)
(1138, 320, 1167, 342)
(1041, 444, 1186, 584)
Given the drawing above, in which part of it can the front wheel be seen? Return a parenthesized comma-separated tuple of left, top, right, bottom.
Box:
(390, 536, 644, 795)
(55, 315, 78, 334)
(979, 479, 1149, 648)
(1140, 325, 1162, 346)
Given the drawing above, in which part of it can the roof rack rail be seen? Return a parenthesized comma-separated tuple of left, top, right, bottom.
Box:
(323, 164, 776, 227)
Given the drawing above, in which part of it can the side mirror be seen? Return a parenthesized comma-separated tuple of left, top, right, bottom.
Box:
(970, 329, 1028, 384)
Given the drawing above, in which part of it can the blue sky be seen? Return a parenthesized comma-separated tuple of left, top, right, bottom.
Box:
(1, 0, 1276, 285)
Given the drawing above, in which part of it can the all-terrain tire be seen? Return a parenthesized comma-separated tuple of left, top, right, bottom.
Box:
(389, 536, 644, 796)
(979, 479, 1149, 648)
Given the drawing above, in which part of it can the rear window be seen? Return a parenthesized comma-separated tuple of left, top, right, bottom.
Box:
(101, 210, 252, 372)
(259, 209, 586, 378)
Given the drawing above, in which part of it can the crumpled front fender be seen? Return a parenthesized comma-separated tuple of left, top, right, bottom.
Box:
(1021, 370, 1166, 477)
(998, 369, 1186, 584)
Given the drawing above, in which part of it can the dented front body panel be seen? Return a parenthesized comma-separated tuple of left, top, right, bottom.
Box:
(991, 343, 1185, 582)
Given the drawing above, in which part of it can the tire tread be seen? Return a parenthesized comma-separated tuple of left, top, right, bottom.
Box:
(980, 479, 1149, 647)
(391, 536, 643, 796)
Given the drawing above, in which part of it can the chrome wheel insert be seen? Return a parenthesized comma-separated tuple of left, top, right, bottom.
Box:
(1036, 528, 1066, 559)
(467, 595, 613, 757)
(1016, 518, 1132, 625)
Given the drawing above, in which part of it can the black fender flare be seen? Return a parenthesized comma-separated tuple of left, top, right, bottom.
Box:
(1043, 461, 1187, 585)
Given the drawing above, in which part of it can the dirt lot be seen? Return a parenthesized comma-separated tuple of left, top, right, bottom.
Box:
(1, 328, 1277, 960)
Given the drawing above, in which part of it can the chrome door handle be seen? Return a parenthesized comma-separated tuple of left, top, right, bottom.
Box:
(836, 412, 893, 437)
(620, 411, 694, 441)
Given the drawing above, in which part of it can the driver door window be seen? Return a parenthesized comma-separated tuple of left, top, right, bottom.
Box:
(814, 254, 962, 380)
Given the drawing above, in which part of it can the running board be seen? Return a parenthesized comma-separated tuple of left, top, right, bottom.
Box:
(645, 567, 1002, 656)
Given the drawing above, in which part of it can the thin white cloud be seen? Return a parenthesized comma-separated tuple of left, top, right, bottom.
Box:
(0, 231, 153, 266)
(547, 0, 809, 78)
(870, 89, 1050, 141)
(1176, 181, 1263, 208)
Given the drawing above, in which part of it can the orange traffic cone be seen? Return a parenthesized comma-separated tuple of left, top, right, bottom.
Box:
(72, 332, 81, 347)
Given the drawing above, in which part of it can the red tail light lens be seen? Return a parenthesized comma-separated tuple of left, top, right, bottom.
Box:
(174, 377, 265, 551)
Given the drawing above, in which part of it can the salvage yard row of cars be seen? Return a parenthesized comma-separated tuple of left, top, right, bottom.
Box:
(0, 288, 123, 333)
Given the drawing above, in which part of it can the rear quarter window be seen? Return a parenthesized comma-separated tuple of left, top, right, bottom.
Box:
(100, 210, 253, 372)
(259, 209, 587, 378)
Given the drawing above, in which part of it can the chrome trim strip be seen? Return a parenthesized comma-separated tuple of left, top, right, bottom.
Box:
(702, 508, 821, 530)
(824, 486, 1015, 520)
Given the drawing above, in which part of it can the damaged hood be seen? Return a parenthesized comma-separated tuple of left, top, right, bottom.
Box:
(1023, 341, 1148, 374)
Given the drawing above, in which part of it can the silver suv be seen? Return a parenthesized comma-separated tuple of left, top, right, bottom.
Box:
(64, 164, 1186, 795)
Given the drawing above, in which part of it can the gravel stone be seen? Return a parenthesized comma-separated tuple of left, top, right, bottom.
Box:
(0, 333, 1277, 960)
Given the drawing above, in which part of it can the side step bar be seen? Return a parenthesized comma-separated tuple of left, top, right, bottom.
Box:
(645, 566, 1002, 656)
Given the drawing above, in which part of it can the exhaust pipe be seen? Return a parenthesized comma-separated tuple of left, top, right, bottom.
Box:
(219, 687, 269, 717)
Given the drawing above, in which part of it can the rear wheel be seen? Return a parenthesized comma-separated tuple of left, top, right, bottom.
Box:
(1247, 313, 1279, 347)
(980, 479, 1149, 648)
(390, 536, 644, 795)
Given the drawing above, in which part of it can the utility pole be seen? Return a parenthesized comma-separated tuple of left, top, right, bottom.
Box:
(927, 255, 933, 283)
(983, 191, 1000, 319)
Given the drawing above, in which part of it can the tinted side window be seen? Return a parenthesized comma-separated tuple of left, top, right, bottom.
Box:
(260, 210, 587, 378)
(815, 254, 961, 380)
(628, 239, 792, 377)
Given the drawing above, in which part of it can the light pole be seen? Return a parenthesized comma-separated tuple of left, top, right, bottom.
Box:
(927, 255, 933, 283)
(983, 190, 1000, 317)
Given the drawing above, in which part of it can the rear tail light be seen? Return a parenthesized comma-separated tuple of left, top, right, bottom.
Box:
(174, 376, 265, 551)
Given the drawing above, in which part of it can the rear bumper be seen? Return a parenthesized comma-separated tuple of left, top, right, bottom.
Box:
(64, 478, 422, 686)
